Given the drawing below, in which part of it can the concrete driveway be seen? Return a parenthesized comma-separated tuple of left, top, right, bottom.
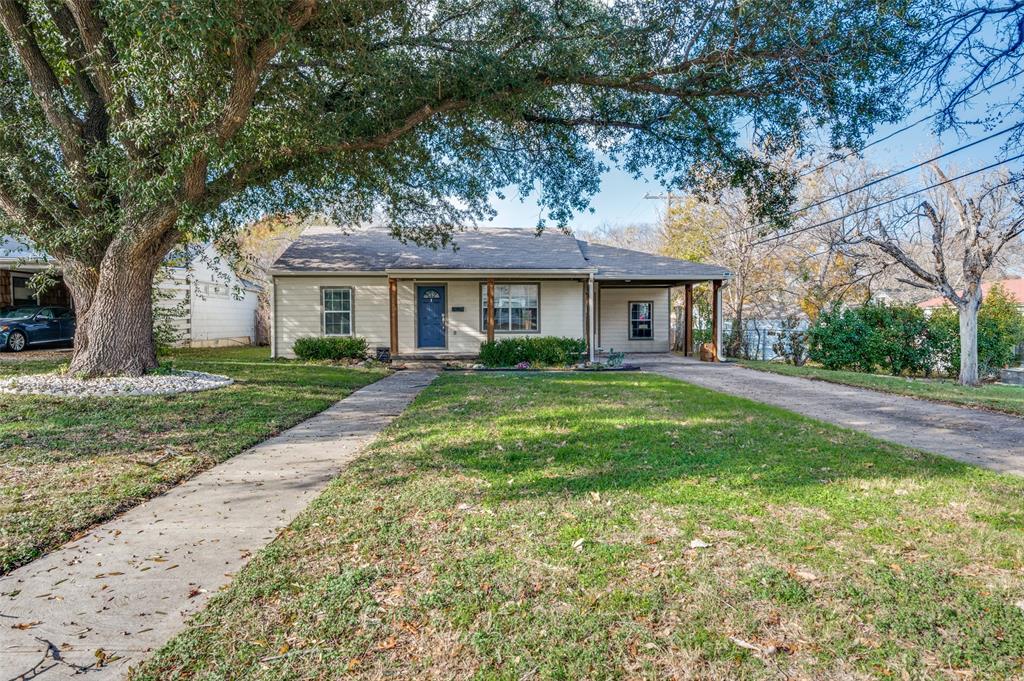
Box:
(633, 354, 1024, 476)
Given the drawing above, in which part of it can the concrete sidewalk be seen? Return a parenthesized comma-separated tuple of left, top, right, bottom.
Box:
(635, 354, 1024, 476)
(0, 370, 436, 679)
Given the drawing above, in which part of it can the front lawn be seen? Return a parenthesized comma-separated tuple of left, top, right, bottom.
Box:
(135, 372, 1024, 680)
(739, 359, 1024, 417)
(0, 346, 386, 574)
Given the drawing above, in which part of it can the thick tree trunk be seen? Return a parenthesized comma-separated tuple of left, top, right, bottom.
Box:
(65, 257, 160, 377)
(957, 288, 982, 386)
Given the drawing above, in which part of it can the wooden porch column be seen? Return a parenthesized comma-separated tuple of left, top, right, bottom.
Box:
(683, 284, 693, 356)
(486, 278, 495, 343)
(583, 277, 591, 360)
(711, 279, 722, 362)
(388, 278, 398, 355)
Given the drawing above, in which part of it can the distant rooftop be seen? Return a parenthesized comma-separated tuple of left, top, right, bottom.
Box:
(273, 225, 730, 280)
(918, 278, 1024, 308)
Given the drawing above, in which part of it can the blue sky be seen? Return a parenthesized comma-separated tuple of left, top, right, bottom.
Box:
(486, 78, 1021, 234)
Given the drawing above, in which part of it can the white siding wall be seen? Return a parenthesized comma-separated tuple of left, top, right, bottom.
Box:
(191, 282, 259, 344)
(597, 286, 671, 353)
(275, 276, 585, 357)
(156, 275, 259, 347)
(273, 275, 390, 357)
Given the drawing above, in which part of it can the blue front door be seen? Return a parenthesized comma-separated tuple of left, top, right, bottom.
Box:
(417, 285, 446, 348)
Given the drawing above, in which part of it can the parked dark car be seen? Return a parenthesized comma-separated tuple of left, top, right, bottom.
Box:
(0, 306, 76, 352)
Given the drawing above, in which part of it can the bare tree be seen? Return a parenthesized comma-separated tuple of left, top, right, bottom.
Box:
(853, 165, 1024, 385)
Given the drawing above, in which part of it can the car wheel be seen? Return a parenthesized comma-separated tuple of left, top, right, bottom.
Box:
(7, 331, 26, 352)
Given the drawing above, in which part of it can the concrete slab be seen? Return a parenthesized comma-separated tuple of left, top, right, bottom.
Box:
(0, 369, 436, 679)
(635, 354, 1024, 475)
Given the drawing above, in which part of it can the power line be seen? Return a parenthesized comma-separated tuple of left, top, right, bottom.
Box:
(799, 68, 1024, 178)
(788, 121, 1023, 217)
(751, 152, 1024, 246)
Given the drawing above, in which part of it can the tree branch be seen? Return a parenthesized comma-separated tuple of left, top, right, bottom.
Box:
(0, 0, 86, 173)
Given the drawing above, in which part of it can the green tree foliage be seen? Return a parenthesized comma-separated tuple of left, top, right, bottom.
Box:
(809, 301, 932, 375)
(0, 0, 930, 375)
(928, 284, 1024, 378)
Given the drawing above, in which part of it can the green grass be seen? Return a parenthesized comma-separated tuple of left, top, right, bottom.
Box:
(738, 359, 1024, 417)
(134, 372, 1024, 680)
(0, 346, 386, 574)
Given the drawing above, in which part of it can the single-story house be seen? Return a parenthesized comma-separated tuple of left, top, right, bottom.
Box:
(269, 225, 731, 361)
(0, 237, 260, 347)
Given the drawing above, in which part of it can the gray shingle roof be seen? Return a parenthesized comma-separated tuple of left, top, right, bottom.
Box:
(273, 224, 730, 280)
(576, 240, 731, 280)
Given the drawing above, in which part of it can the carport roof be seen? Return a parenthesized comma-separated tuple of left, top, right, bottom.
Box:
(273, 225, 730, 281)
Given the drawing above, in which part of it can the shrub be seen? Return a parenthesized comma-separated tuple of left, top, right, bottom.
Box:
(809, 301, 931, 375)
(808, 305, 874, 371)
(293, 336, 368, 361)
(771, 314, 809, 366)
(478, 336, 587, 367)
(927, 284, 1024, 378)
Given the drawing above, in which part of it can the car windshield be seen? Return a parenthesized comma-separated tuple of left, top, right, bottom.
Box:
(2, 307, 41, 319)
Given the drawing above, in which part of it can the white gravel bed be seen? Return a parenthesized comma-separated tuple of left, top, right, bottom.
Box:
(0, 369, 232, 397)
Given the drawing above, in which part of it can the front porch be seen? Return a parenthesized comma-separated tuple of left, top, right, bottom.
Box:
(384, 274, 727, 362)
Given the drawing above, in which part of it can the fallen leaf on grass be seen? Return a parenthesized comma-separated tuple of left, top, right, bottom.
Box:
(571, 538, 586, 552)
(376, 636, 398, 651)
(689, 539, 710, 549)
(12, 621, 41, 630)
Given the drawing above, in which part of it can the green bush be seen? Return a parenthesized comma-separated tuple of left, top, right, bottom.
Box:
(293, 336, 369, 361)
(809, 301, 931, 375)
(478, 336, 587, 367)
(808, 306, 874, 371)
(927, 283, 1024, 378)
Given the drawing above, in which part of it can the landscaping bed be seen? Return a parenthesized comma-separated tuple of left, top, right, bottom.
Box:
(739, 359, 1024, 417)
(0, 346, 387, 574)
(134, 372, 1024, 680)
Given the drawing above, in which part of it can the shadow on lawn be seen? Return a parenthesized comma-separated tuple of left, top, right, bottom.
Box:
(361, 372, 994, 506)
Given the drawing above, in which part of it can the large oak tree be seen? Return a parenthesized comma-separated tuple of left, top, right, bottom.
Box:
(0, 0, 926, 375)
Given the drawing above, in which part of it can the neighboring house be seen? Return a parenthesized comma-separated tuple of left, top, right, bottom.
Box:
(0, 237, 260, 347)
(917, 278, 1024, 313)
(270, 225, 731, 360)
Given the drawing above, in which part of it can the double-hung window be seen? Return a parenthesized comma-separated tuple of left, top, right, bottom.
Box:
(629, 301, 653, 340)
(322, 287, 353, 336)
(480, 283, 539, 333)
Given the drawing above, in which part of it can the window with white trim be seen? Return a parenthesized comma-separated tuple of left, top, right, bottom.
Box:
(629, 301, 653, 339)
(322, 287, 353, 336)
(480, 283, 539, 332)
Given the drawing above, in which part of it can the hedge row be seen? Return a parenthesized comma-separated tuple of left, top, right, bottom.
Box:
(808, 286, 1024, 377)
(478, 336, 587, 367)
(293, 336, 369, 360)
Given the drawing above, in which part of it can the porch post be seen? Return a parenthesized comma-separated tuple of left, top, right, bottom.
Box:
(388, 277, 398, 355)
(586, 274, 595, 362)
(683, 283, 693, 356)
(486, 278, 495, 343)
(711, 279, 723, 362)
